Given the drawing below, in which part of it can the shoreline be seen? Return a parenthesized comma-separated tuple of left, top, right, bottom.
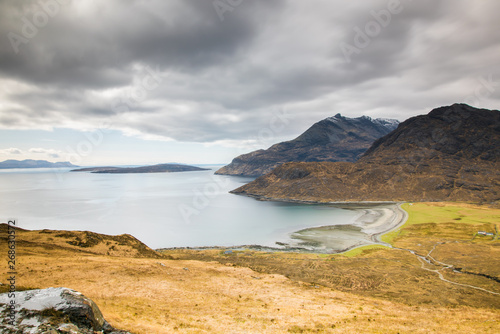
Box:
(157, 202, 409, 254)
(371, 203, 408, 244)
(280, 203, 407, 253)
(228, 192, 399, 207)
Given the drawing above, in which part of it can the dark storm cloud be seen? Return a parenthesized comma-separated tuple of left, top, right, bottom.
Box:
(0, 0, 499, 143)
(0, 0, 259, 85)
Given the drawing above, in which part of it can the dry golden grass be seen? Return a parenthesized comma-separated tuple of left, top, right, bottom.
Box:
(1, 202, 499, 333)
(164, 203, 500, 324)
(16, 227, 163, 258)
(3, 244, 499, 333)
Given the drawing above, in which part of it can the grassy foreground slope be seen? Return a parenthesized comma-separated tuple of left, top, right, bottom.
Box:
(166, 204, 500, 318)
(1, 203, 499, 333)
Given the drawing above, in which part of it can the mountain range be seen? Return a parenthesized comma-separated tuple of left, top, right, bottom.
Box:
(231, 104, 500, 205)
(0, 159, 77, 169)
(215, 114, 399, 177)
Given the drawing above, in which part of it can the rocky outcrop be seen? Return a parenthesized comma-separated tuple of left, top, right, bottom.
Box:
(231, 104, 500, 205)
(0, 288, 131, 333)
(216, 114, 399, 177)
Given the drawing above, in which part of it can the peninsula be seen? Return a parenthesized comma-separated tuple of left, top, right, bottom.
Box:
(71, 163, 209, 174)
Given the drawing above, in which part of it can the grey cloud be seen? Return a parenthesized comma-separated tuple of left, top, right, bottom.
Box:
(28, 147, 62, 159)
(0, 148, 22, 155)
(0, 0, 499, 143)
(28, 148, 45, 153)
(0, 0, 268, 86)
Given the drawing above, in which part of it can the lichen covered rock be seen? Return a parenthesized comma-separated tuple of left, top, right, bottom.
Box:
(0, 287, 131, 334)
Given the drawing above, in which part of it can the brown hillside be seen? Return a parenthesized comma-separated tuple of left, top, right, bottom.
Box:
(0, 224, 164, 258)
(232, 104, 500, 204)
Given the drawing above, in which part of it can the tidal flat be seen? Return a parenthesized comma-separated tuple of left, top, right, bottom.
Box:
(287, 204, 406, 252)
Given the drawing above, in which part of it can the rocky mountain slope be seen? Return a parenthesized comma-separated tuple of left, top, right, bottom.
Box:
(216, 114, 399, 177)
(231, 104, 500, 204)
(0, 159, 77, 169)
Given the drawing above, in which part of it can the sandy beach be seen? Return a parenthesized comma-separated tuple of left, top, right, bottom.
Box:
(160, 203, 409, 254)
(286, 203, 408, 253)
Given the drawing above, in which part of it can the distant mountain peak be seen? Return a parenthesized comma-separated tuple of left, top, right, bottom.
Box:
(372, 117, 400, 129)
(325, 113, 347, 123)
(326, 114, 399, 130)
(231, 104, 500, 204)
(329, 113, 343, 120)
(216, 113, 399, 177)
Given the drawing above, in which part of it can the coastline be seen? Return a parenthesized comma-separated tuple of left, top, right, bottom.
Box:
(157, 202, 409, 254)
(228, 192, 398, 206)
(371, 203, 408, 244)
(284, 203, 407, 253)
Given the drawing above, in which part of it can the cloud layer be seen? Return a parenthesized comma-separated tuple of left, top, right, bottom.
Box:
(1, 0, 499, 145)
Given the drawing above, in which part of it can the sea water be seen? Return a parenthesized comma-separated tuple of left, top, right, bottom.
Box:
(0, 166, 360, 249)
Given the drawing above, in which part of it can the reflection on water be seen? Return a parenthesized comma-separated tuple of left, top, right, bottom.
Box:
(0, 167, 360, 249)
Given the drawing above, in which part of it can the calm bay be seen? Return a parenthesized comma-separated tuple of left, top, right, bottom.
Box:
(0, 166, 361, 249)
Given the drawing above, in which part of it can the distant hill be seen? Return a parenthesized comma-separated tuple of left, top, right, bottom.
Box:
(0, 159, 77, 169)
(216, 114, 398, 177)
(231, 104, 500, 205)
(71, 163, 209, 174)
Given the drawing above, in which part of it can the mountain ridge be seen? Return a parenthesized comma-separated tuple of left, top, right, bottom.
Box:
(231, 104, 500, 205)
(216, 114, 399, 177)
(0, 159, 77, 169)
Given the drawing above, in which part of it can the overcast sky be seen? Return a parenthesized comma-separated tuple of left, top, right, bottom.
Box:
(0, 0, 499, 165)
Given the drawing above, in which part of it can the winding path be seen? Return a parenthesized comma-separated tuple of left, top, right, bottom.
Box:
(396, 243, 500, 296)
